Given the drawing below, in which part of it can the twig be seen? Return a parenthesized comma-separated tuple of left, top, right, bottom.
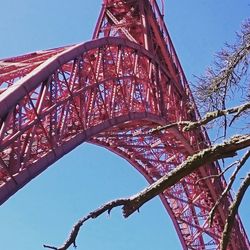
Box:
(195, 161, 238, 184)
(220, 172, 250, 250)
(230, 103, 250, 125)
(209, 149, 250, 225)
(43, 246, 57, 250)
(43, 198, 130, 250)
(148, 123, 179, 133)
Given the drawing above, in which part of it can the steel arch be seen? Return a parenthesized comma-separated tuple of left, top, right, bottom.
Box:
(0, 37, 248, 250)
(1, 0, 250, 246)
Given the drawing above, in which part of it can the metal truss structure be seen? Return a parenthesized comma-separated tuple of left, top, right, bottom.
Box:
(0, 0, 249, 249)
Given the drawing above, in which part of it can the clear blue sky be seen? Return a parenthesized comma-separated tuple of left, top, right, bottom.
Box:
(0, 1, 249, 249)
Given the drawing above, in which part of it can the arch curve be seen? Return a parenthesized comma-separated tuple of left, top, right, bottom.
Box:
(0, 37, 170, 197)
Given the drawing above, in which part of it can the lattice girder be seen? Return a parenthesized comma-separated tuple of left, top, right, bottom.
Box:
(0, 0, 249, 249)
(0, 37, 247, 250)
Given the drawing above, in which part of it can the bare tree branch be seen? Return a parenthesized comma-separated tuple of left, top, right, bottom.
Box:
(121, 135, 250, 218)
(220, 172, 250, 250)
(195, 19, 250, 113)
(183, 102, 250, 131)
(43, 199, 130, 250)
(44, 134, 250, 250)
(209, 149, 250, 225)
(150, 102, 250, 134)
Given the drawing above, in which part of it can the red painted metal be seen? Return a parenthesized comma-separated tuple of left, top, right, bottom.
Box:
(0, 1, 249, 249)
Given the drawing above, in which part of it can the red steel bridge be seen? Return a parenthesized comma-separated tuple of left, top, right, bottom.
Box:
(0, 0, 249, 249)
